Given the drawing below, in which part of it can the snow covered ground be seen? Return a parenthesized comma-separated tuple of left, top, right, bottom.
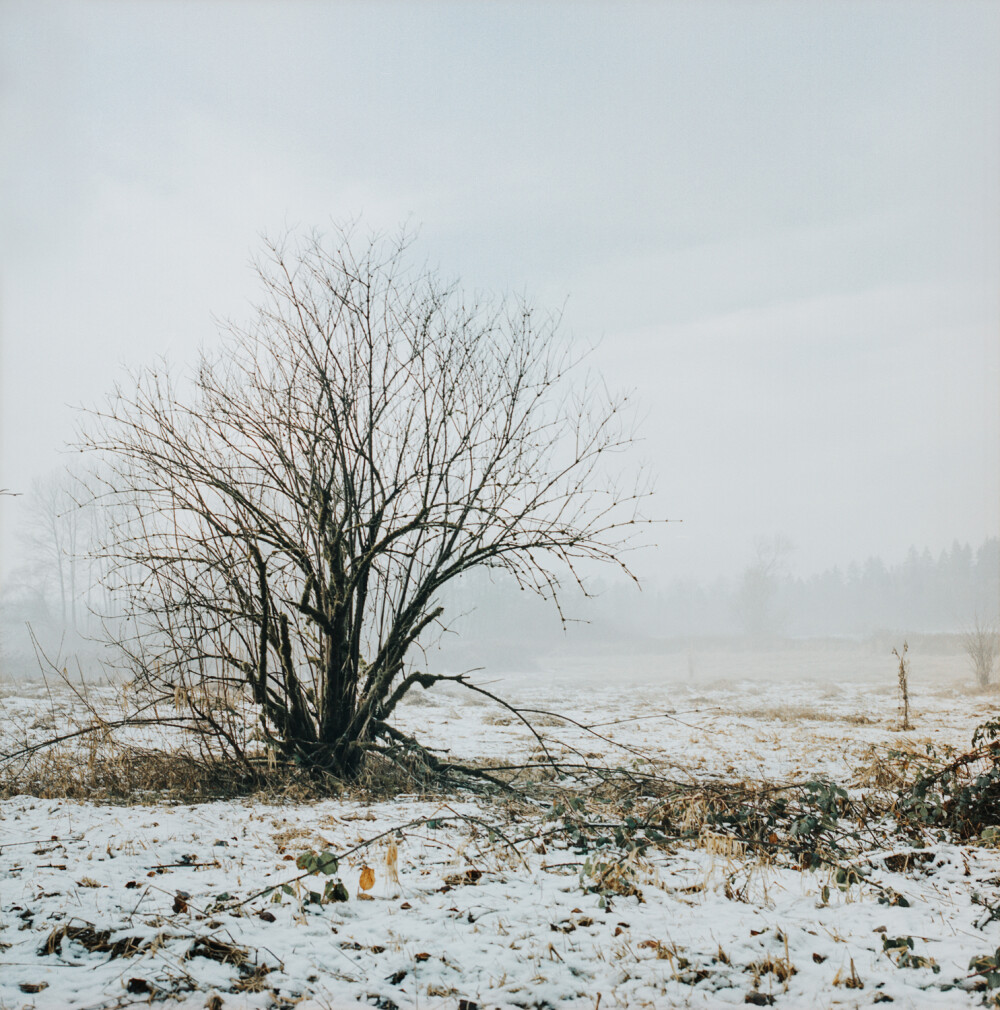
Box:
(2, 649, 1000, 1009)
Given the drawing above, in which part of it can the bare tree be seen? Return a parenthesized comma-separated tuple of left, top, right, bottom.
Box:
(21, 471, 89, 633)
(963, 615, 999, 688)
(83, 227, 648, 778)
(734, 534, 793, 642)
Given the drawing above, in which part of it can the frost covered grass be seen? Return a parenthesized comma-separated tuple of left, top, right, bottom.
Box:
(3, 652, 1000, 1009)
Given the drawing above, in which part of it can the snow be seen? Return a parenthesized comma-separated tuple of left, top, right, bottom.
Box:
(2, 654, 1000, 1008)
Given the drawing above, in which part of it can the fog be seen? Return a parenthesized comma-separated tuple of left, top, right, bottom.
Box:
(1, 2, 998, 675)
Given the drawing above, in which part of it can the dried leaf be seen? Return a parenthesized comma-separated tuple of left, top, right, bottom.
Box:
(359, 865, 375, 891)
(385, 841, 400, 885)
(443, 868, 482, 887)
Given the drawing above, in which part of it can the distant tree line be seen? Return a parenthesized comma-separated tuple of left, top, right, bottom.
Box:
(642, 538, 999, 641)
(775, 539, 999, 638)
(2, 466, 997, 677)
(433, 537, 1000, 668)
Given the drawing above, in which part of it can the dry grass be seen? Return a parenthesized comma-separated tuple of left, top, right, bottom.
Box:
(351, 750, 455, 800)
(0, 738, 349, 804)
(398, 689, 438, 707)
(482, 711, 564, 727)
(482, 712, 515, 726)
(736, 704, 875, 725)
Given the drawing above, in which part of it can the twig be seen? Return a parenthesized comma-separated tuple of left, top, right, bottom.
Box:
(226, 811, 528, 912)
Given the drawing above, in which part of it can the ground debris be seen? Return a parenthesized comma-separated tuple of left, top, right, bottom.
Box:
(41, 924, 144, 959)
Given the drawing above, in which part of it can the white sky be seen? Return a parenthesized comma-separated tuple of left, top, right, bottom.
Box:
(1, 1, 998, 582)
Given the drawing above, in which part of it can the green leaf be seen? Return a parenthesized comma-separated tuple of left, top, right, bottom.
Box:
(315, 850, 339, 875)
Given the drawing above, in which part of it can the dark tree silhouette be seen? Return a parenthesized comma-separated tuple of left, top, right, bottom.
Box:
(85, 228, 647, 777)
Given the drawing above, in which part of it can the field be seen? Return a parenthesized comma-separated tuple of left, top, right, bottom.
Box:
(2, 645, 1000, 1010)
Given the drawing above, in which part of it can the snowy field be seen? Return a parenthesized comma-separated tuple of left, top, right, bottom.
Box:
(2, 647, 1000, 1009)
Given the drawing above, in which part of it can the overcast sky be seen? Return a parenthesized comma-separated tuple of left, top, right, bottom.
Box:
(1, 1, 998, 584)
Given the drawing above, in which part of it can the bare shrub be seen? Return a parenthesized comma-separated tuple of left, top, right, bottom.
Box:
(893, 641, 912, 731)
(963, 616, 999, 688)
(734, 534, 793, 642)
(82, 226, 649, 780)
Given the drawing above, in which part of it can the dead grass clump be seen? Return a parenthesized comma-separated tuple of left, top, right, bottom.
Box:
(399, 689, 437, 707)
(186, 936, 251, 968)
(0, 739, 347, 804)
(42, 924, 144, 959)
(232, 964, 273, 993)
(699, 829, 746, 859)
(0, 746, 252, 802)
(673, 793, 709, 834)
(833, 957, 864, 989)
(585, 854, 644, 900)
(851, 744, 916, 791)
(434, 682, 488, 705)
(42, 924, 269, 985)
(355, 752, 434, 799)
(532, 713, 566, 727)
(482, 710, 562, 728)
(737, 705, 874, 725)
(747, 952, 796, 984)
(483, 713, 514, 726)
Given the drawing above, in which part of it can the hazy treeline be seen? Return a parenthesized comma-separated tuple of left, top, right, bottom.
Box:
(772, 540, 999, 637)
(0, 474, 115, 678)
(651, 539, 1000, 640)
(434, 538, 1000, 669)
(1, 468, 997, 678)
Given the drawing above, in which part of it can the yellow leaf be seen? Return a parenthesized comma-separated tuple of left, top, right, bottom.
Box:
(359, 865, 375, 891)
